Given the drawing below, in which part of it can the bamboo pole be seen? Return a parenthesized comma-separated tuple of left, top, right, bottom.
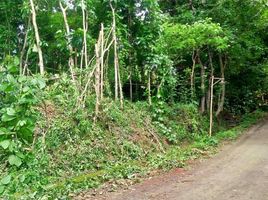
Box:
(209, 76, 214, 137)
(209, 76, 224, 136)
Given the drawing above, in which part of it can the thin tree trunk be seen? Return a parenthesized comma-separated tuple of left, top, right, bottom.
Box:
(20, 16, 31, 75)
(94, 43, 100, 120)
(216, 54, 226, 117)
(111, 4, 118, 101)
(191, 49, 197, 98)
(200, 68, 206, 114)
(23, 47, 31, 75)
(105, 49, 110, 95)
(129, 75, 133, 101)
(118, 66, 124, 108)
(100, 24, 104, 100)
(110, 2, 123, 107)
(189, 0, 195, 14)
(59, 1, 76, 82)
(29, 0, 44, 75)
(82, 0, 88, 68)
(80, 45, 84, 70)
(209, 76, 214, 137)
(128, 8, 133, 102)
(207, 50, 214, 111)
(197, 51, 206, 114)
(135, 82, 138, 100)
(148, 72, 152, 105)
(5, 9, 11, 56)
(114, 30, 119, 100)
(74, 48, 78, 68)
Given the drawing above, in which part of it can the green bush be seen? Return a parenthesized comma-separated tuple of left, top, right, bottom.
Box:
(152, 102, 208, 144)
(0, 57, 45, 169)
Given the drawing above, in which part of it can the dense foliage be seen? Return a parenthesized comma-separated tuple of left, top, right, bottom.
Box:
(0, 0, 267, 111)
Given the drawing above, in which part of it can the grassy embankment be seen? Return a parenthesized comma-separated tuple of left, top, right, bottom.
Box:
(1, 80, 266, 199)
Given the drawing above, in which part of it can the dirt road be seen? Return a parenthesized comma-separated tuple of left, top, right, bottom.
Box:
(79, 119, 268, 200)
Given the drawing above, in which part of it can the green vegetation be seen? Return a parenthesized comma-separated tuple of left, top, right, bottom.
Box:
(0, 72, 265, 198)
(0, 0, 267, 199)
(1, 96, 265, 198)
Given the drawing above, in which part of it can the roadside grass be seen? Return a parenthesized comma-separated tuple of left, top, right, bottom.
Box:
(215, 110, 266, 141)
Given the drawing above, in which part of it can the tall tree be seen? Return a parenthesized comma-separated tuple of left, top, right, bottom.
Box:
(29, 0, 45, 75)
(59, 0, 76, 81)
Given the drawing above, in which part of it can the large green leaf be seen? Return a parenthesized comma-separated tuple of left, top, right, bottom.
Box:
(37, 78, 46, 89)
(6, 74, 15, 83)
(18, 126, 34, 142)
(0, 140, 10, 149)
(6, 107, 16, 116)
(17, 120, 27, 127)
(1, 175, 11, 185)
(1, 113, 16, 122)
(8, 155, 22, 167)
(7, 64, 18, 73)
(0, 128, 9, 135)
(31, 77, 46, 89)
(0, 186, 4, 194)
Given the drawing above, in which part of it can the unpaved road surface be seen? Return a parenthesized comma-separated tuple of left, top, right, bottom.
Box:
(78, 119, 268, 200)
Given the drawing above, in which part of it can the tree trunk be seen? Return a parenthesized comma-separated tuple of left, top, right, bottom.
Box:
(80, 45, 84, 70)
(216, 54, 226, 117)
(118, 64, 124, 108)
(100, 24, 104, 100)
(94, 43, 100, 120)
(59, 1, 76, 82)
(23, 47, 31, 75)
(74, 48, 78, 68)
(29, 0, 44, 75)
(197, 51, 206, 114)
(111, 4, 118, 101)
(128, 9, 133, 102)
(82, 0, 88, 68)
(191, 49, 197, 98)
(207, 50, 214, 111)
(110, 2, 123, 108)
(135, 82, 138, 101)
(209, 76, 214, 137)
(129, 75, 133, 101)
(189, 0, 195, 14)
(20, 16, 30, 75)
(148, 72, 152, 105)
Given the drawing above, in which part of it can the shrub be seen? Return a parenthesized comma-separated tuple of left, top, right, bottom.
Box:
(0, 57, 45, 169)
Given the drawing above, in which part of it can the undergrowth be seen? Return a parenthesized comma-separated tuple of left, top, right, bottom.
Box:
(0, 76, 266, 199)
